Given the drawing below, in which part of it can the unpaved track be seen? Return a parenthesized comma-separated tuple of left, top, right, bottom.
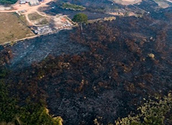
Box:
(0, 0, 52, 13)
(0, 0, 52, 26)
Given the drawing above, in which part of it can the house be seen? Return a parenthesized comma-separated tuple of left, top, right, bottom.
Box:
(19, 0, 26, 4)
(29, 0, 40, 6)
(19, 0, 40, 6)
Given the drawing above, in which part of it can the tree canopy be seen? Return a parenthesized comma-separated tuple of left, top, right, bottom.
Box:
(0, 0, 17, 5)
(72, 13, 88, 23)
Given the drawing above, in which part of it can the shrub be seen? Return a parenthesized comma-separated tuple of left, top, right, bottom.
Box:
(116, 93, 172, 125)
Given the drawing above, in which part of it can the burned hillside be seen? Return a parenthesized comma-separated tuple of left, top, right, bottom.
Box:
(1, 9, 172, 124)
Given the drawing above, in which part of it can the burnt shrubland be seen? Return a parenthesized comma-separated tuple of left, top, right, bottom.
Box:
(1, 13, 172, 124)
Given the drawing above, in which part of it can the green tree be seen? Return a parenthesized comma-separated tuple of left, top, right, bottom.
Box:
(72, 13, 88, 32)
(72, 13, 88, 23)
(0, 70, 63, 125)
(0, 80, 63, 125)
(115, 93, 172, 125)
(0, 0, 17, 5)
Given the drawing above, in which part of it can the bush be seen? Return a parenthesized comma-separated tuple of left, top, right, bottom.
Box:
(0, 80, 63, 125)
(115, 93, 172, 125)
(72, 13, 88, 23)
(61, 3, 86, 11)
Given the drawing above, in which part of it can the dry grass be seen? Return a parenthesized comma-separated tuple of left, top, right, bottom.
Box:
(28, 12, 49, 25)
(0, 12, 34, 44)
(28, 12, 43, 21)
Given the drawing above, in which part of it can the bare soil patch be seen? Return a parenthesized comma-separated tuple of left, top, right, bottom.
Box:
(28, 12, 44, 21)
(28, 12, 49, 25)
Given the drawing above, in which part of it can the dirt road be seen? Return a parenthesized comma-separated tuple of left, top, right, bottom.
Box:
(0, 0, 53, 25)
(0, 0, 52, 13)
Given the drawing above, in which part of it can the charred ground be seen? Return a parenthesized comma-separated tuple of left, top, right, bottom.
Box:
(1, 1, 172, 124)
(1, 7, 172, 124)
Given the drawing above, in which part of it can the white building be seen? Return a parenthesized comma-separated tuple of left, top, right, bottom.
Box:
(29, 0, 39, 6)
(19, 0, 39, 6)
(19, 0, 26, 4)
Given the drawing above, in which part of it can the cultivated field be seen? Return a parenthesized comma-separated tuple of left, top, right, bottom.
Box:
(0, 12, 34, 44)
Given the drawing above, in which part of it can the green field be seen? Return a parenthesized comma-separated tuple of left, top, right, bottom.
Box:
(0, 12, 34, 44)
(61, 3, 86, 11)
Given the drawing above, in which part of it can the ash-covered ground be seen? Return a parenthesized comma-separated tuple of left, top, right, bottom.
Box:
(1, 0, 172, 125)
(8, 30, 88, 70)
